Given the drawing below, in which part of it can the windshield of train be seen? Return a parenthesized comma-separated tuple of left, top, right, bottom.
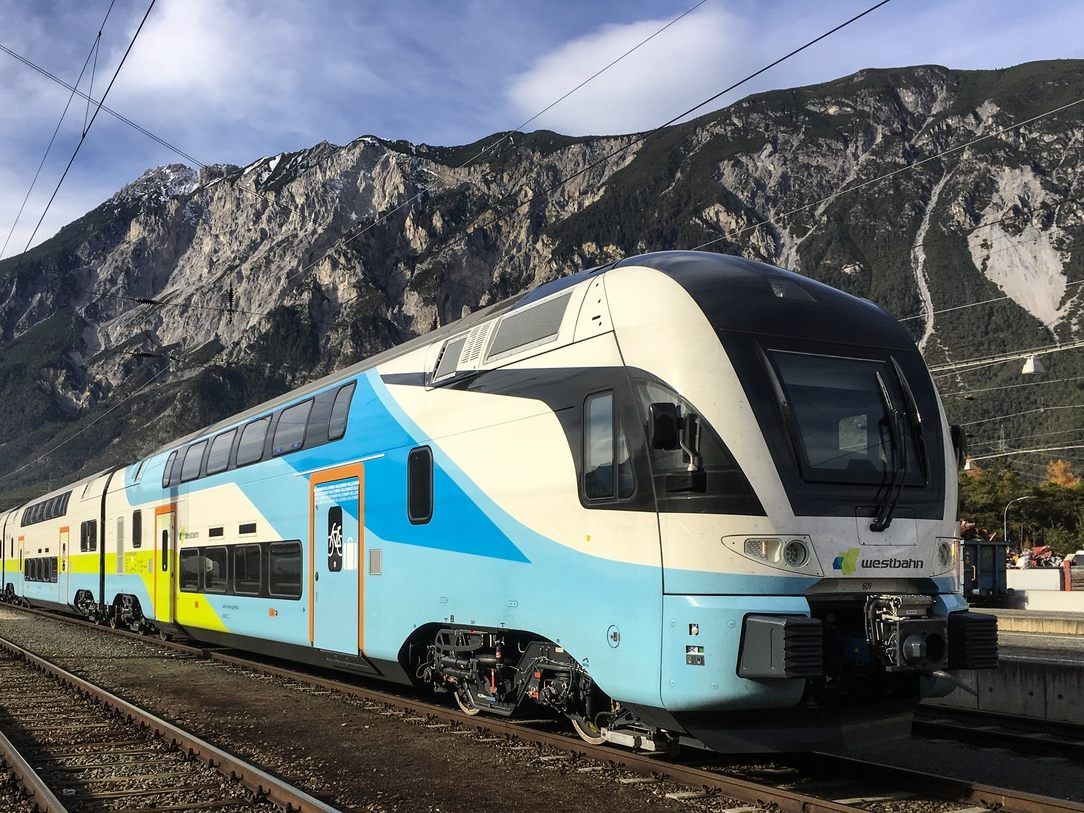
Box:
(769, 350, 923, 485)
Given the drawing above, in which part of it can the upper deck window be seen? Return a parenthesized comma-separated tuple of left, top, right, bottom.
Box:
(328, 382, 356, 440)
(485, 292, 571, 362)
(180, 440, 207, 482)
(273, 400, 312, 456)
(237, 417, 270, 467)
(206, 429, 235, 474)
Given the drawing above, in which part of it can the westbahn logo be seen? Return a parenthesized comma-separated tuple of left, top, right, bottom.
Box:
(833, 547, 925, 574)
(832, 548, 859, 575)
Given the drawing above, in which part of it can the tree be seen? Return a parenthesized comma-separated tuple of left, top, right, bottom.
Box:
(1046, 459, 1080, 488)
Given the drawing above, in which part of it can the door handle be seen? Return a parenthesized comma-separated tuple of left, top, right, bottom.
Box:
(970, 566, 977, 580)
(315, 572, 319, 581)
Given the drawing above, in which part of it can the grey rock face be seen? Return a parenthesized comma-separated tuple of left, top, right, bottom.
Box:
(1, 60, 1083, 492)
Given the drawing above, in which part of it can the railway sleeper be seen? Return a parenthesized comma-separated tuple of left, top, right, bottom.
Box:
(417, 626, 677, 754)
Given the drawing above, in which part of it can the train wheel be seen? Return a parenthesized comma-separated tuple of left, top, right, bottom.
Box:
(453, 686, 481, 716)
(570, 715, 606, 746)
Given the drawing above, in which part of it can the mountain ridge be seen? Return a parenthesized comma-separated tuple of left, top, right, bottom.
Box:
(1, 58, 1083, 499)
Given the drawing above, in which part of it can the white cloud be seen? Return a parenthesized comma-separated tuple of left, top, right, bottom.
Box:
(507, 6, 752, 136)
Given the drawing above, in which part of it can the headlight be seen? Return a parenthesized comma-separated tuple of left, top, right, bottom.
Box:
(783, 539, 809, 568)
(727, 534, 821, 575)
(935, 538, 958, 573)
(744, 538, 781, 562)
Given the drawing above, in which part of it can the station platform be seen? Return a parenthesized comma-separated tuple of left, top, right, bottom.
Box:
(924, 606, 1084, 724)
(984, 607, 1084, 636)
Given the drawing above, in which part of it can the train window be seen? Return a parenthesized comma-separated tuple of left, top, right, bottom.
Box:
(179, 549, 200, 592)
(239, 522, 257, 535)
(206, 430, 235, 475)
(233, 545, 261, 595)
(132, 458, 146, 484)
(407, 446, 433, 524)
(584, 392, 616, 500)
(161, 530, 169, 572)
(209, 526, 224, 538)
(80, 520, 97, 553)
(273, 400, 312, 456)
(328, 382, 356, 441)
(204, 546, 228, 593)
(237, 417, 270, 467)
(162, 451, 178, 488)
(768, 351, 923, 485)
(269, 541, 302, 598)
(433, 335, 467, 382)
(181, 440, 208, 482)
(132, 510, 142, 549)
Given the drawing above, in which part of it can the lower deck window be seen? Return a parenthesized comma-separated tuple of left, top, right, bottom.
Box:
(23, 557, 58, 583)
(177, 541, 300, 600)
(233, 545, 261, 595)
(269, 541, 302, 598)
(179, 549, 200, 592)
(204, 546, 228, 593)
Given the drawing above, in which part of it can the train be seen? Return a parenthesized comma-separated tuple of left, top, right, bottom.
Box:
(0, 250, 998, 753)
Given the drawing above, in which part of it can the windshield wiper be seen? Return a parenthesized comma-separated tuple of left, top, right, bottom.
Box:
(870, 371, 907, 532)
(891, 357, 927, 482)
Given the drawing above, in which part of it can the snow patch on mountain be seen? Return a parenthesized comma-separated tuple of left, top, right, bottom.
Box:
(968, 166, 1069, 329)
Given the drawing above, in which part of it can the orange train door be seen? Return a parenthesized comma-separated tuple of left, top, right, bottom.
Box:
(153, 506, 176, 624)
(309, 464, 364, 655)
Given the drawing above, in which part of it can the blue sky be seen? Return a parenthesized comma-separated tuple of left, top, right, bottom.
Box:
(1, 0, 1082, 255)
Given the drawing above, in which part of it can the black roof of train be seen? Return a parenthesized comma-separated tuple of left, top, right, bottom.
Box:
(612, 251, 914, 349)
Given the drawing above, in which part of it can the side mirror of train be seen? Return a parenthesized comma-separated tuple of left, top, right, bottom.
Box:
(949, 424, 967, 469)
(648, 403, 682, 450)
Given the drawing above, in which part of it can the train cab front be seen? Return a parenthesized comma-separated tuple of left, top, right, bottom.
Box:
(605, 252, 999, 753)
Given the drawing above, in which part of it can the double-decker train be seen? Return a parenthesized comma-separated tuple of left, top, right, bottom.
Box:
(0, 251, 997, 752)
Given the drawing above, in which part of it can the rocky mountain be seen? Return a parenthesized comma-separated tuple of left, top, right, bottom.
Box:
(2, 59, 1084, 499)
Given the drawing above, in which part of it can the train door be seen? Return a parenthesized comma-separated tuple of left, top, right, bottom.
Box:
(59, 526, 70, 605)
(309, 464, 364, 655)
(15, 535, 24, 596)
(153, 506, 176, 624)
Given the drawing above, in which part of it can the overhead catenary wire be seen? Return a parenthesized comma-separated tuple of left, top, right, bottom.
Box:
(79, 0, 890, 340)
(941, 374, 1084, 397)
(1, 0, 717, 342)
(17, 0, 157, 256)
(689, 95, 1084, 253)
(957, 403, 1084, 428)
(930, 337, 1084, 375)
(273, 0, 713, 292)
(285, 0, 895, 328)
(0, 359, 172, 484)
(75, 289, 272, 318)
(965, 443, 1084, 463)
(0, 0, 118, 261)
(970, 425, 1084, 450)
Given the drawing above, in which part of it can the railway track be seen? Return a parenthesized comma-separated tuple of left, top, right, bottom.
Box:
(0, 631, 338, 813)
(914, 705, 1084, 762)
(3, 602, 1080, 813)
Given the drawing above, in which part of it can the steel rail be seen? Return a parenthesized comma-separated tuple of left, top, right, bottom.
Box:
(0, 633, 340, 813)
(913, 706, 1084, 763)
(208, 652, 867, 813)
(6, 603, 1084, 813)
(798, 752, 1084, 813)
(210, 651, 1084, 813)
(0, 722, 69, 813)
